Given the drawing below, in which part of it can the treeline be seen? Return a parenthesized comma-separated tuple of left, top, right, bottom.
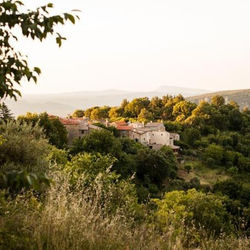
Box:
(73, 95, 247, 129)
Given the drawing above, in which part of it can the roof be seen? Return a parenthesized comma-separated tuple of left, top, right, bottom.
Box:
(48, 114, 59, 119)
(60, 118, 81, 125)
(145, 122, 164, 127)
(116, 125, 132, 131)
(111, 121, 127, 127)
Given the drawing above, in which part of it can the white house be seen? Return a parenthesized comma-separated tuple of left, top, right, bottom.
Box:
(129, 122, 180, 151)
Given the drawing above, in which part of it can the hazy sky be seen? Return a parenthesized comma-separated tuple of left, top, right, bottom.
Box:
(17, 0, 250, 94)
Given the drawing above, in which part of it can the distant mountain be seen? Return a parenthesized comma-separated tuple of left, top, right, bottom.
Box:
(5, 86, 210, 117)
(156, 86, 209, 96)
(187, 89, 250, 109)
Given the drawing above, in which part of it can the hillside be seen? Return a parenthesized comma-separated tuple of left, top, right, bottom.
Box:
(187, 89, 250, 109)
(5, 86, 209, 117)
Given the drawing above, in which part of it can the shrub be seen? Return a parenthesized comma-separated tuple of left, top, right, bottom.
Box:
(0, 121, 50, 174)
(0, 121, 51, 192)
(203, 144, 224, 166)
(153, 189, 233, 237)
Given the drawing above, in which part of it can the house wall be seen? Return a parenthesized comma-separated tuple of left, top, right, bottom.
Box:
(129, 131, 141, 142)
(170, 133, 180, 141)
(64, 124, 89, 144)
(145, 123, 165, 132)
(147, 131, 171, 145)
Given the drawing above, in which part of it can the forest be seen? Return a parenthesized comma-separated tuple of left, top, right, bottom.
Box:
(0, 1, 249, 249)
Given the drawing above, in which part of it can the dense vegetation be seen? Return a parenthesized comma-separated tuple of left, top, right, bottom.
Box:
(0, 1, 249, 249)
(1, 93, 250, 249)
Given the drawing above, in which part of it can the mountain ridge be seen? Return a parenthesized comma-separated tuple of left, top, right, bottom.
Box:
(187, 89, 250, 109)
(6, 86, 249, 117)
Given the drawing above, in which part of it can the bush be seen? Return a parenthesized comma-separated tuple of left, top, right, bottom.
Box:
(203, 144, 224, 166)
(0, 121, 51, 192)
(0, 121, 50, 174)
(153, 189, 233, 237)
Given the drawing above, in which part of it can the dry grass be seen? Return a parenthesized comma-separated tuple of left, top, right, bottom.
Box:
(0, 174, 249, 250)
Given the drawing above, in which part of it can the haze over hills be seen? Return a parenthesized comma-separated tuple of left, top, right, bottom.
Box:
(6, 87, 250, 117)
(7, 87, 247, 117)
(6, 85, 210, 117)
(187, 89, 250, 110)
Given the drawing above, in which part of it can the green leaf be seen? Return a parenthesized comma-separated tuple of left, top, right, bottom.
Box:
(56, 37, 62, 47)
(47, 3, 53, 8)
(64, 13, 75, 24)
(34, 67, 41, 74)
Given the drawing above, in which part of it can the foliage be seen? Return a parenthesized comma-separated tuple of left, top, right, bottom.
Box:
(0, 120, 51, 192)
(92, 122, 120, 137)
(184, 164, 192, 174)
(203, 144, 224, 166)
(0, 0, 79, 100)
(0, 170, 50, 193)
(70, 129, 120, 156)
(64, 152, 117, 186)
(18, 112, 67, 148)
(153, 189, 233, 237)
(138, 108, 154, 122)
(0, 102, 13, 122)
(0, 120, 50, 173)
(72, 109, 85, 118)
(182, 127, 201, 147)
(136, 147, 177, 188)
(2, 184, 249, 250)
(211, 95, 225, 106)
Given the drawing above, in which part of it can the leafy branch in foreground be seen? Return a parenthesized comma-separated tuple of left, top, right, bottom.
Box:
(0, 0, 80, 100)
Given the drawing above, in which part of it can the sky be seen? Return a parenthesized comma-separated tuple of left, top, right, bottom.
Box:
(17, 0, 250, 94)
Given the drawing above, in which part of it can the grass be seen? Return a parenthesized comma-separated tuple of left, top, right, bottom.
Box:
(178, 159, 230, 186)
(0, 172, 249, 250)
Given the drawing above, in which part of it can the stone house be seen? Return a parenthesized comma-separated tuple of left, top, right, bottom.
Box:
(60, 118, 102, 144)
(129, 122, 180, 151)
(60, 118, 89, 144)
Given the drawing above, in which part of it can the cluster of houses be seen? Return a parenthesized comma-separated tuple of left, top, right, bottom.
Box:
(59, 117, 180, 152)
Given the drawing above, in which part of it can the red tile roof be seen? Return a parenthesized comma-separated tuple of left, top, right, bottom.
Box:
(116, 125, 132, 131)
(59, 118, 80, 125)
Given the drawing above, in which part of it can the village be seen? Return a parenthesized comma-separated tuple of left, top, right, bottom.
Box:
(59, 116, 180, 152)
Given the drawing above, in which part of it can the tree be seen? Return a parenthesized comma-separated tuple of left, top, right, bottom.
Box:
(135, 148, 177, 187)
(108, 107, 123, 120)
(125, 97, 150, 117)
(211, 95, 225, 106)
(0, 102, 13, 121)
(203, 144, 224, 166)
(214, 179, 243, 200)
(72, 109, 85, 118)
(0, 0, 79, 100)
(70, 129, 121, 156)
(184, 164, 192, 174)
(182, 128, 201, 147)
(18, 112, 67, 148)
(172, 101, 196, 121)
(153, 189, 233, 236)
(0, 120, 52, 192)
(138, 108, 154, 122)
(90, 106, 110, 120)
